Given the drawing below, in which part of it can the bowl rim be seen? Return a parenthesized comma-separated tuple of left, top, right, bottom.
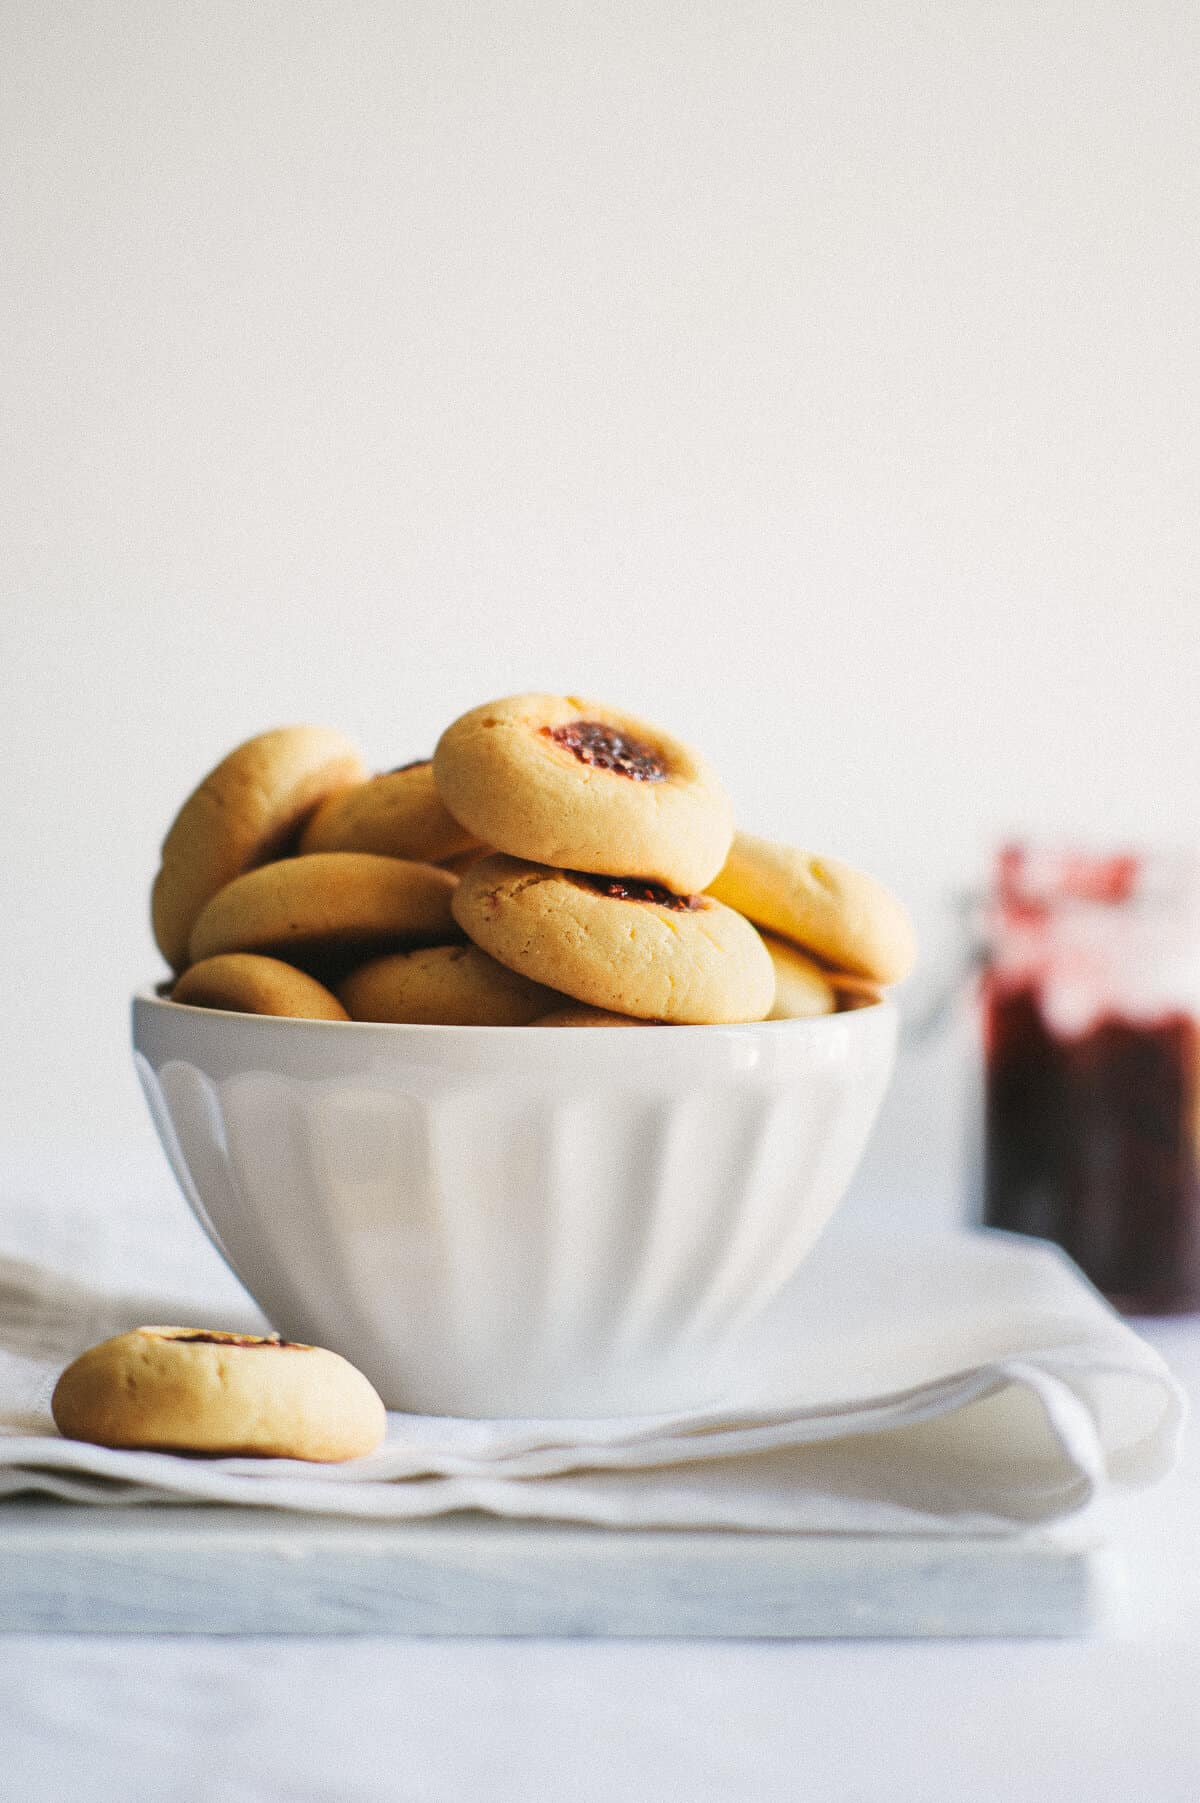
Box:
(133, 984, 895, 1038)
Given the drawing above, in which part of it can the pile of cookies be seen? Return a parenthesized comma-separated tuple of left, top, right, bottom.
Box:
(153, 692, 916, 1026)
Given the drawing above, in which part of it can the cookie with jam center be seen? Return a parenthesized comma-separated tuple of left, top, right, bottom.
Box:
(299, 760, 477, 865)
(432, 694, 734, 895)
(708, 832, 917, 986)
(187, 853, 458, 969)
(152, 725, 367, 972)
(452, 854, 775, 1024)
(340, 943, 565, 1025)
(51, 1327, 386, 1461)
(171, 953, 349, 1021)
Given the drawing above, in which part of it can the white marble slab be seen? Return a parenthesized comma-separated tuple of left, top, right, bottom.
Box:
(0, 1505, 1118, 1638)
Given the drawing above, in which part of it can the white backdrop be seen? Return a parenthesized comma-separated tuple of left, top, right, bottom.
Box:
(2, 3, 1197, 1218)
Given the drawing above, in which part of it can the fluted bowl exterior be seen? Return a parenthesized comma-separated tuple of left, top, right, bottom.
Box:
(132, 993, 897, 1416)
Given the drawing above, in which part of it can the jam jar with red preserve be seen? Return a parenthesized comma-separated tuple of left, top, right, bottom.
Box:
(979, 845, 1200, 1314)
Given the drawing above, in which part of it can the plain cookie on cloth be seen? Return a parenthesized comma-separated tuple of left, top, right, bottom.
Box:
(708, 832, 917, 986)
(299, 761, 477, 865)
(340, 943, 564, 1026)
(187, 852, 458, 968)
(51, 1327, 386, 1462)
(452, 854, 775, 1024)
(433, 693, 734, 895)
(171, 953, 349, 1021)
(151, 725, 366, 972)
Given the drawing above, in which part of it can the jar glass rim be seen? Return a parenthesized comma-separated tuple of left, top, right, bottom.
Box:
(962, 845, 1200, 918)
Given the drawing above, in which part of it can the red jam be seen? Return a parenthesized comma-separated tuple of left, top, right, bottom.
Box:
(981, 847, 1200, 1313)
(984, 992, 1200, 1312)
(161, 1331, 306, 1349)
(574, 873, 705, 911)
(543, 721, 667, 781)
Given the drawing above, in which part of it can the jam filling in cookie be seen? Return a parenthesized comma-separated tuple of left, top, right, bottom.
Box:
(157, 1330, 306, 1349)
(572, 873, 707, 912)
(543, 721, 668, 782)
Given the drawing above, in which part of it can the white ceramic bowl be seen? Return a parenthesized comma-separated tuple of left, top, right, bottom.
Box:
(133, 992, 897, 1416)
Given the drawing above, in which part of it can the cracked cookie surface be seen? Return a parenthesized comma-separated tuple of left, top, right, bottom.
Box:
(452, 854, 774, 1024)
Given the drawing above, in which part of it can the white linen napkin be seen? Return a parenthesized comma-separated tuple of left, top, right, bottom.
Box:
(0, 1197, 1183, 1534)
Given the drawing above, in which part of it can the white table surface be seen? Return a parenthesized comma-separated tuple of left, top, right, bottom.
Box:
(1, 1154, 1197, 1803)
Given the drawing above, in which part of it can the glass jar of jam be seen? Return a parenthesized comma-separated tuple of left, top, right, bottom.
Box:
(979, 845, 1200, 1314)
